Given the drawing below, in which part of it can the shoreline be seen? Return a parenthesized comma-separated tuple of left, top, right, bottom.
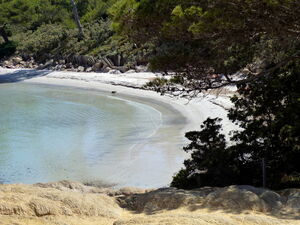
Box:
(0, 68, 235, 134)
(0, 68, 236, 187)
(1, 69, 299, 225)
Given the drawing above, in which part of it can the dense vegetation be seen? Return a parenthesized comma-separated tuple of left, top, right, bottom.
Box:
(0, 0, 299, 189)
(112, 0, 300, 189)
(0, 0, 150, 67)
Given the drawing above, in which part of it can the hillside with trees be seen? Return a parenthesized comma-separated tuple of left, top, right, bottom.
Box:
(0, 0, 299, 189)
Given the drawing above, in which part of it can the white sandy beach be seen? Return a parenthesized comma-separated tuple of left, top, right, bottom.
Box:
(0, 68, 237, 187)
(0, 68, 236, 133)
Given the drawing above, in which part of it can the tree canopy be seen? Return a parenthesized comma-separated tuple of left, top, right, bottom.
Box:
(112, 0, 300, 90)
(110, 0, 300, 189)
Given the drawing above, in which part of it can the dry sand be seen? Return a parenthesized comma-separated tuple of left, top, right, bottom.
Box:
(0, 68, 236, 134)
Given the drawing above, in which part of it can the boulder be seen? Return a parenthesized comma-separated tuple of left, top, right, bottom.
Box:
(125, 69, 136, 74)
(37, 59, 54, 70)
(12, 57, 23, 65)
(205, 186, 268, 212)
(2, 60, 13, 68)
(108, 69, 122, 74)
(102, 67, 111, 73)
(86, 67, 93, 72)
(135, 65, 148, 73)
(92, 62, 104, 72)
(77, 66, 85, 72)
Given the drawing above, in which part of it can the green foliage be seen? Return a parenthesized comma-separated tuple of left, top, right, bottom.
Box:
(228, 60, 300, 189)
(172, 60, 300, 189)
(280, 173, 300, 189)
(0, 41, 16, 59)
(171, 168, 197, 190)
(0, 0, 73, 30)
(79, 0, 118, 23)
(172, 118, 239, 188)
(145, 78, 168, 87)
(14, 21, 113, 57)
(170, 75, 184, 84)
(108, 0, 139, 32)
(112, 0, 299, 83)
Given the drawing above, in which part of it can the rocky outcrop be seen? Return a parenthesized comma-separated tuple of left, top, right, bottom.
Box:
(0, 181, 299, 225)
(118, 185, 300, 216)
(0, 55, 148, 74)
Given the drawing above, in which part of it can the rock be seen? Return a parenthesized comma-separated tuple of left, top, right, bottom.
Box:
(66, 63, 73, 68)
(0, 202, 26, 215)
(86, 67, 93, 72)
(29, 198, 58, 216)
(287, 196, 300, 212)
(12, 57, 23, 65)
(3, 60, 13, 68)
(0, 182, 122, 219)
(283, 190, 300, 213)
(205, 186, 268, 212)
(19, 61, 26, 66)
(260, 190, 283, 210)
(135, 65, 148, 72)
(108, 69, 122, 74)
(118, 187, 207, 213)
(59, 59, 65, 65)
(37, 59, 54, 70)
(0, 182, 299, 225)
(102, 67, 111, 73)
(77, 66, 85, 72)
(125, 69, 136, 74)
(114, 187, 148, 196)
(92, 62, 104, 72)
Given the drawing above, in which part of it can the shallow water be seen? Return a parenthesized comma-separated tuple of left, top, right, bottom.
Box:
(0, 83, 186, 187)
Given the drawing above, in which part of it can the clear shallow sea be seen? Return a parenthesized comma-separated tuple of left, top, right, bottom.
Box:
(0, 83, 186, 187)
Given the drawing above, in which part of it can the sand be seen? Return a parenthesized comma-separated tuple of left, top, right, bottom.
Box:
(0, 68, 239, 187)
(0, 68, 299, 224)
(0, 68, 236, 134)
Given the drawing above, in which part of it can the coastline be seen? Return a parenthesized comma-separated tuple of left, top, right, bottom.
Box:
(0, 68, 236, 187)
(0, 68, 235, 134)
(0, 68, 299, 225)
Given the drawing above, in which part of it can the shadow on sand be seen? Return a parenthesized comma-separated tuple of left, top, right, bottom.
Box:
(0, 69, 51, 83)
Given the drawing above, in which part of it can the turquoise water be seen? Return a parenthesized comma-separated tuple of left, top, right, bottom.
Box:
(0, 83, 163, 185)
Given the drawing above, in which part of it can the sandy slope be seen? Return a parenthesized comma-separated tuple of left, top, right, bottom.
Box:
(0, 181, 299, 225)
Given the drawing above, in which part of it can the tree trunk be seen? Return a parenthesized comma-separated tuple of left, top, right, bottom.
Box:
(0, 25, 9, 43)
(70, 0, 84, 38)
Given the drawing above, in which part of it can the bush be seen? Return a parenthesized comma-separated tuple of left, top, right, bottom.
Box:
(0, 41, 17, 59)
(145, 78, 168, 87)
(171, 60, 300, 190)
(171, 118, 240, 189)
(171, 169, 198, 190)
(14, 21, 114, 58)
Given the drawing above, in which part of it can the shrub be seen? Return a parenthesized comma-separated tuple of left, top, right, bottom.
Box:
(0, 41, 17, 59)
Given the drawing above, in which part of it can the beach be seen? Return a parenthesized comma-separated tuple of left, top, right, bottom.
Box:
(0, 68, 236, 187)
(0, 68, 236, 133)
(0, 68, 299, 225)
